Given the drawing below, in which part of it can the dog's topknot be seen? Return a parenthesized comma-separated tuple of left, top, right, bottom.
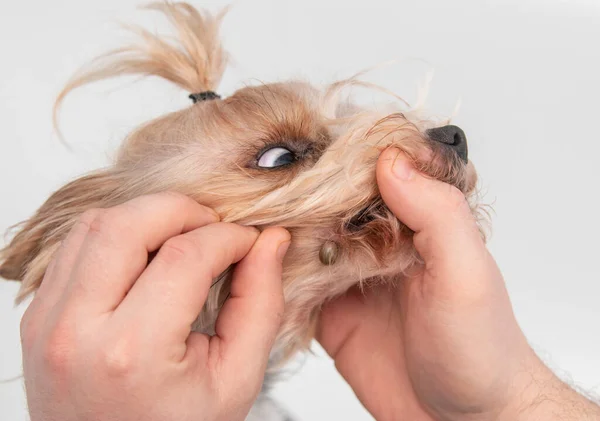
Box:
(53, 2, 228, 131)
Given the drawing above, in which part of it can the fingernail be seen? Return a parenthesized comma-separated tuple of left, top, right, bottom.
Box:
(390, 149, 414, 180)
(276, 240, 291, 263)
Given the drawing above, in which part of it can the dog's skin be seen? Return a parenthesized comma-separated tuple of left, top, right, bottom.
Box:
(0, 3, 485, 419)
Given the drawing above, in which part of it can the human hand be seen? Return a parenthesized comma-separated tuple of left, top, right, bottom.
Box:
(20, 192, 290, 421)
(318, 148, 600, 421)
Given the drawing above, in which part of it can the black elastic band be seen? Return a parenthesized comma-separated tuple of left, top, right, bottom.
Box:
(189, 91, 221, 103)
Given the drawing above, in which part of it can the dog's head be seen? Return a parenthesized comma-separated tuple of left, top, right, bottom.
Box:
(0, 2, 484, 360)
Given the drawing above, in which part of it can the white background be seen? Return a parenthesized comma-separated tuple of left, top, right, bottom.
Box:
(1, 0, 599, 420)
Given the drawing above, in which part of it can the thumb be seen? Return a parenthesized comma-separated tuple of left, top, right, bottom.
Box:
(213, 227, 290, 376)
(376, 147, 489, 286)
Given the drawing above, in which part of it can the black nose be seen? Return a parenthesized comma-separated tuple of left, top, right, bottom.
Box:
(426, 125, 468, 163)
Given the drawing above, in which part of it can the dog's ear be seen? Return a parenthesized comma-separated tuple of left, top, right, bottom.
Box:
(54, 2, 228, 132)
(0, 170, 123, 302)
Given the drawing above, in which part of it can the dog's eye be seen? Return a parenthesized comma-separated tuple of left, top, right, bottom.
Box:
(257, 147, 295, 168)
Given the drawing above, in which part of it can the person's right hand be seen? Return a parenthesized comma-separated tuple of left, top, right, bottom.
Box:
(318, 148, 600, 421)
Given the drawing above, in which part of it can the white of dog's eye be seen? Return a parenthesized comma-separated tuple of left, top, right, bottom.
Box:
(257, 147, 295, 168)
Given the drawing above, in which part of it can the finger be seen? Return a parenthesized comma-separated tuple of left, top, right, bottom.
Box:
(317, 286, 427, 418)
(316, 287, 366, 360)
(115, 223, 260, 348)
(27, 210, 101, 316)
(376, 148, 491, 287)
(63, 192, 219, 315)
(209, 227, 289, 378)
(21, 212, 103, 344)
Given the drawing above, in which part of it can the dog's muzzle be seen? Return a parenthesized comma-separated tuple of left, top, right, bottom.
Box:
(426, 125, 468, 163)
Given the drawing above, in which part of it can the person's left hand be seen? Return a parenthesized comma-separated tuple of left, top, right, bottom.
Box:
(20, 192, 290, 421)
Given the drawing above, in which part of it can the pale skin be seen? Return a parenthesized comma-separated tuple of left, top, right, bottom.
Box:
(20, 150, 600, 421)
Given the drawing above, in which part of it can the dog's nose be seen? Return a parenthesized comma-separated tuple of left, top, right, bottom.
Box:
(426, 125, 468, 163)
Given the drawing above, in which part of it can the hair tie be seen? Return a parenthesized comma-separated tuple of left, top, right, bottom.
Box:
(189, 91, 221, 103)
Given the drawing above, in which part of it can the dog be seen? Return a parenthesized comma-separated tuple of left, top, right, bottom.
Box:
(0, 2, 485, 419)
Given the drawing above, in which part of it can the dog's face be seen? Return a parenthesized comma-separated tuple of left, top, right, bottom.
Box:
(0, 3, 482, 361)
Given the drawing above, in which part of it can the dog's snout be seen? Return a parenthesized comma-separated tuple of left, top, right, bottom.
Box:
(426, 125, 468, 163)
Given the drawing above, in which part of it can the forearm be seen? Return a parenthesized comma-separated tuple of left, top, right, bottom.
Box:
(523, 385, 600, 421)
(518, 387, 600, 421)
(500, 359, 600, 421)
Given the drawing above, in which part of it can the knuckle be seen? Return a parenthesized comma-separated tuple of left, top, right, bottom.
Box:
(444, 184, 470, 214)
(98, 338, 138, 378)
(86, 209, 113, 236)
(86, 208, 129, 240)
(72, 208, 104, 235)
(42, 321, 75, 372)
(42, 344, 71, 372)
(154, 191, 202, 213)
(218, 222, 258, 243)
(77, 208, 103, 227)
(157, 236, 199, 265)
